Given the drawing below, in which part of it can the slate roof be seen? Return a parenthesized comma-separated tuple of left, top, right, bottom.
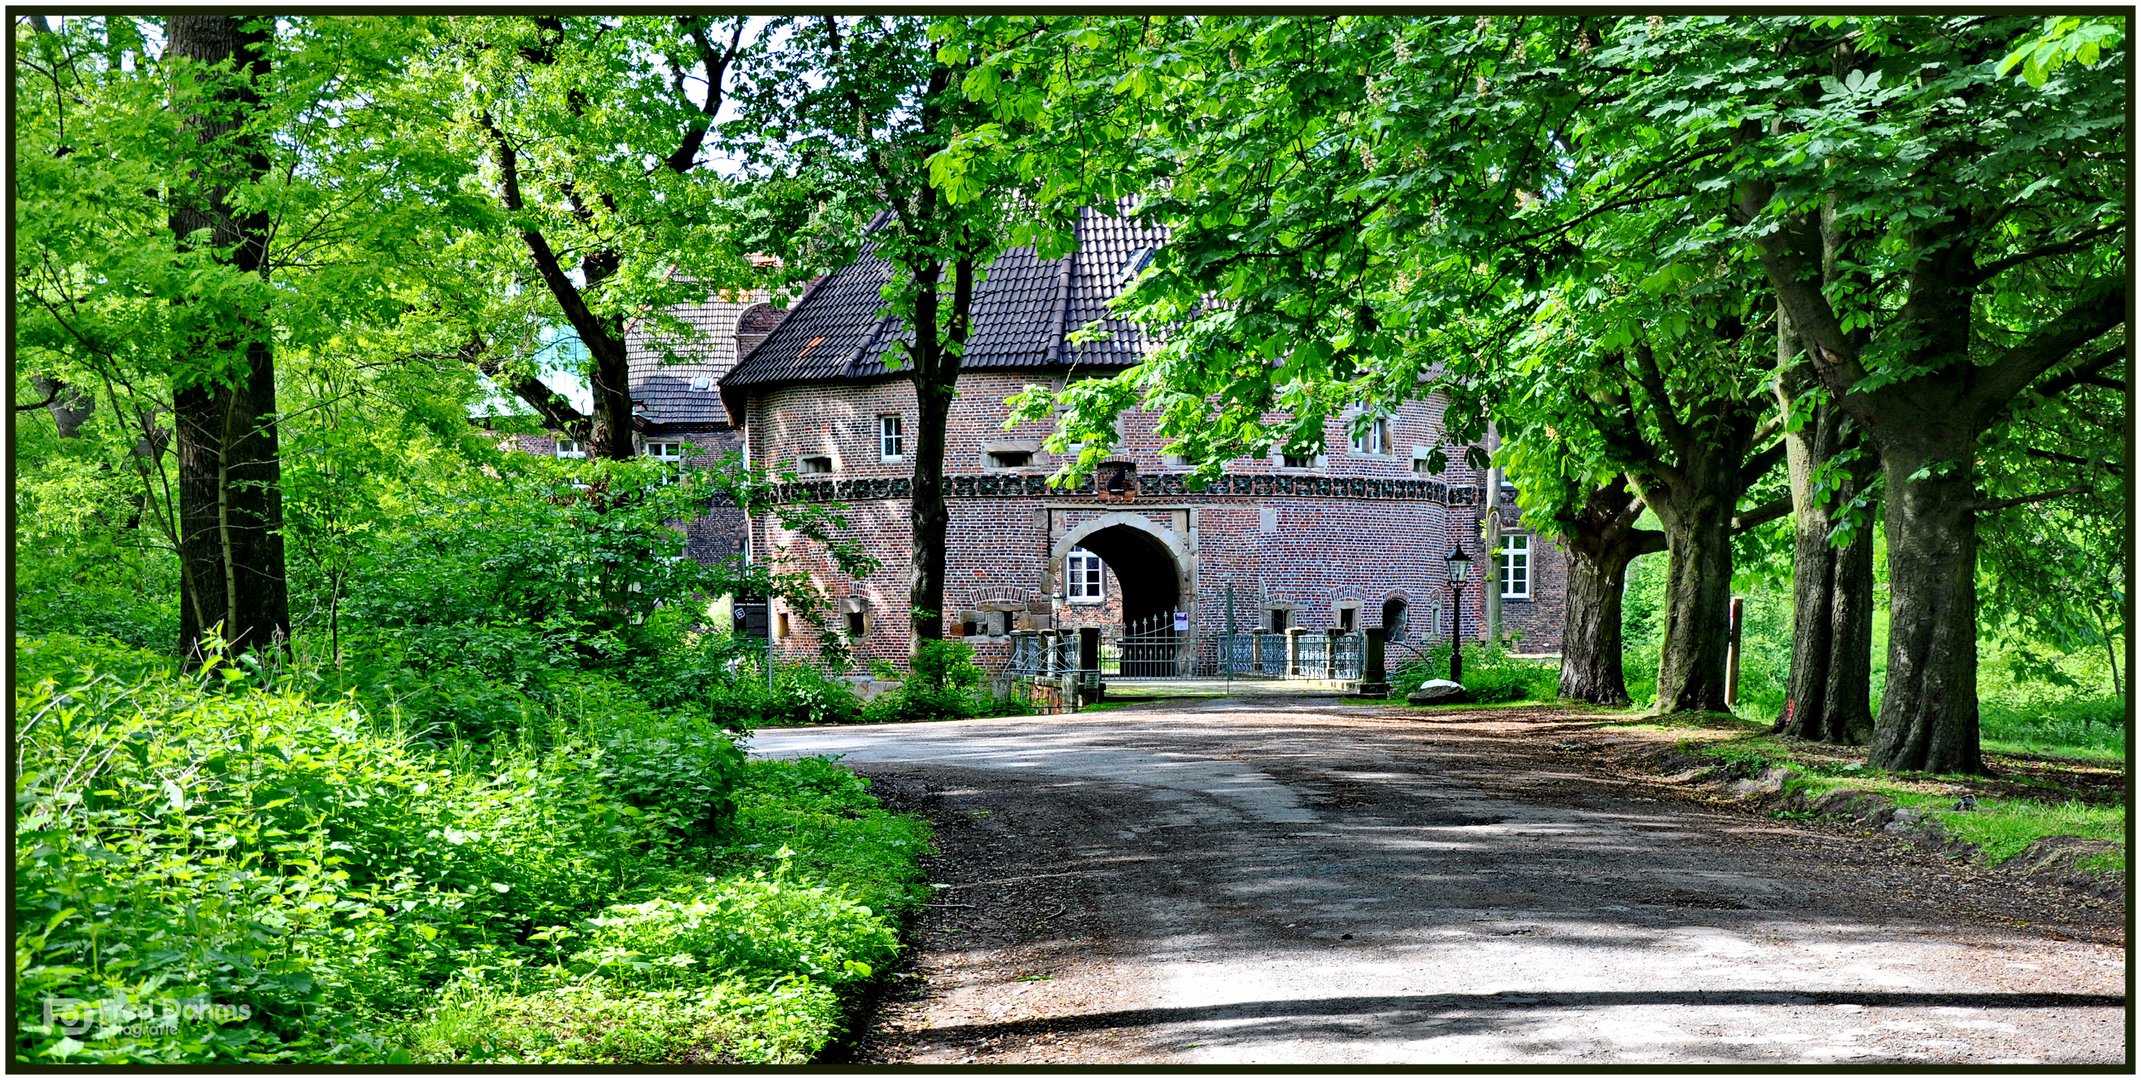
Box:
(627, 293, 771, 428)
(720, 203, 1170, 412)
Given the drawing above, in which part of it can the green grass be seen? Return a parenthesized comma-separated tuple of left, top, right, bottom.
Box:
(1980, 695, 2126, 761)
(1673, 733, 2126, 875)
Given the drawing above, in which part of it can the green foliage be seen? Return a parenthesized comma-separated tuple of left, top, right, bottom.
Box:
(12, 637, 925, 1065)
(1390, 643, 1560, 705)
(397, 758, 928, 1065)
(849, 640, 1036, 723)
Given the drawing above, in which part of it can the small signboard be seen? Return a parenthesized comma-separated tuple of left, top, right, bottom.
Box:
(1172, 610, 1189, 632)
(732, 596, 770, 639)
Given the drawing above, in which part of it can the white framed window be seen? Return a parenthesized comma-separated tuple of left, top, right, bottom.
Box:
(1349, 413, 1392, 456)
(644, 440, 683, 464)
(554, 438, 586, 460)
(798, 454, 834, 475)
(1500, 534, 1532, 600)
(1065, 547, 1105, 604)
(879, 415, 905, 462)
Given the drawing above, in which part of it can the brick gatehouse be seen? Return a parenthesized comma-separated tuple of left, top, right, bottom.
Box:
(712, 206, 1568, 671)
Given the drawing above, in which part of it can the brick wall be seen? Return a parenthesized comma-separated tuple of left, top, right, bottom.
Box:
(742, 373, 1568, 669)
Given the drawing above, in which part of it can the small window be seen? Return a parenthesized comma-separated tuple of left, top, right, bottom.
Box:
(1336, 605, 1358, 631)
(1118, 246, 1155, 287)
(1500, 534, 1532, 600)
(1279, 450, 1321, 470)
(776, 611, 792, 639)
(689, 376, 712, 391)
(1268, 607, 1291, 633)
(879, 415, 905, 462)
(555, 438, 586, 460)
(1411, 448, 1437, 476)
(846, 609, 866, 640)
(986, 449, 1034, 470)
(644, 441, 682, 464)
(1349, 414, 1392, 456)
(798, 455, 833, 475)
(1066, 547, 1105, 604)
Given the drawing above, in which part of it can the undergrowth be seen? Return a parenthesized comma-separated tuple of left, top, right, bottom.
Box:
(12, 634, 928, 1065)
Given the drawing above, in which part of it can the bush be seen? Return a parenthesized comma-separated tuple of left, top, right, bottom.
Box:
(861, 640, 991, 723)
(398, 758, 930, 1065)
(13, 635, 742, 1063)
(1390, 642, 1560, 704)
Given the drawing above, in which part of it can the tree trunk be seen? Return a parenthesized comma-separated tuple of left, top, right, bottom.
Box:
(168, 14, 289, 662)
(1868, 442, 1984, 774)
(1556, 477, 1665, 706)
(586, 317, 637, 460)
(34, 376, 95, 437)
(1772, 396, 1876, 743)
(1559, 538, 1641, 706)
(1652, 496, 1736, 713)
(908, 262, 950, 649)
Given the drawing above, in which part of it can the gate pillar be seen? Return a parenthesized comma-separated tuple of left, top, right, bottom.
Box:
(1359, 627, 1389, 697)
(1286, 627, 1306, 676)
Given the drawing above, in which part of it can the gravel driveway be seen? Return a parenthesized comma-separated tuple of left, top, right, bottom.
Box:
(750, 696, 2127, 1066)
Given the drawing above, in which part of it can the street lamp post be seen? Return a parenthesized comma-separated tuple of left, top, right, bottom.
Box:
(1445, 543, 1472, 685)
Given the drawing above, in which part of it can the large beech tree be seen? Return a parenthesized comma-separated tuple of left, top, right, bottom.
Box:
(731, 16, 1019, 648)
(967, 15, 2122, 769)
(1659, 16, 2128, 771)
(438, 15, 751, 459)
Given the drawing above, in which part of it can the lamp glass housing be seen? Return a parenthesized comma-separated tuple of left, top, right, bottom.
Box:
(1445, 545, 1472, 584)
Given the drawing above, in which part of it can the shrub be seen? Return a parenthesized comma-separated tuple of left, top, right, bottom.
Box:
(1390, 642, 1560, 703)
(11, 635, 744, 1063)
(861, 640, 989, 723)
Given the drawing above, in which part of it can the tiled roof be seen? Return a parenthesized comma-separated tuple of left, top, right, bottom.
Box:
(627, 292, 774, 428)
(721, 203, 1170, 404)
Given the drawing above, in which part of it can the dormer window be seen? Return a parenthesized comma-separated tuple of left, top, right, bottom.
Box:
(1119, 246, 1156, 287)
(798, 454, 834, 475)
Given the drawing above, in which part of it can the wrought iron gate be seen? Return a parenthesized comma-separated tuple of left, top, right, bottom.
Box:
(1100, 610, 1195, 678)
(1010, 617, 1366, 684)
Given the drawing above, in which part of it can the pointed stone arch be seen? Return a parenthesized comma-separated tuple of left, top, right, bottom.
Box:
(1053, 512, 1193, 626)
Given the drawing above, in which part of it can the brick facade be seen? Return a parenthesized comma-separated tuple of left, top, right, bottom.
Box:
(742, 372, 1568, 668)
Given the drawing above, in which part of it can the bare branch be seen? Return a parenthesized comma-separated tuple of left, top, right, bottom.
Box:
(1731, 495, 1792, 533)
(1973, 484, 2093, 514)
(1965, 221, 2127, 287)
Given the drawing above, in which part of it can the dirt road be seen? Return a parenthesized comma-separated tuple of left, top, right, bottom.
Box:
(750, 696, 2127, 1066)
